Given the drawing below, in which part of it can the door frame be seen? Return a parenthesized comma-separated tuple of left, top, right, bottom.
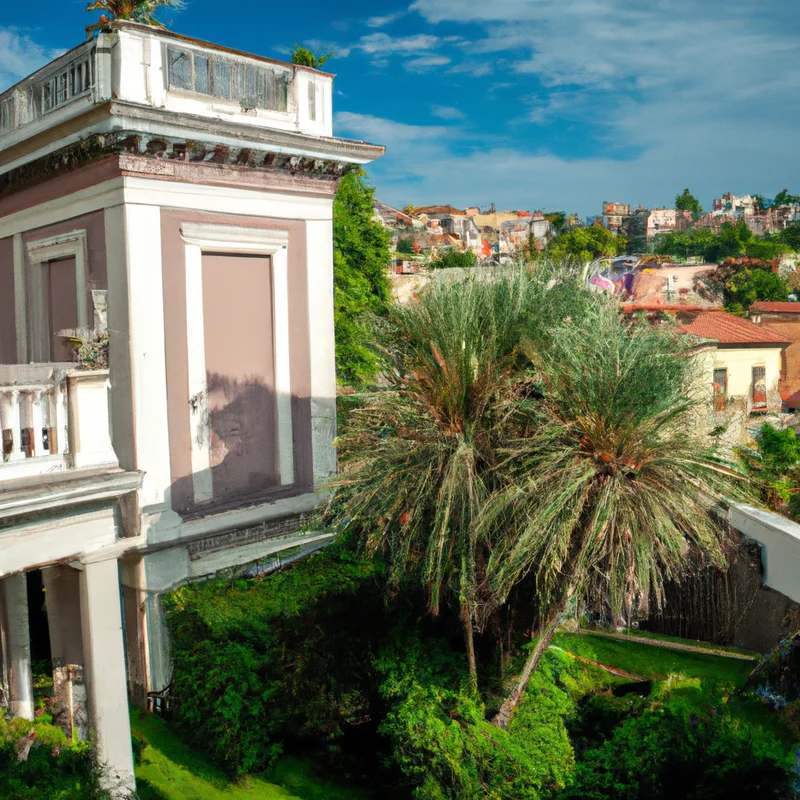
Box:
(25, 230, 88, 362)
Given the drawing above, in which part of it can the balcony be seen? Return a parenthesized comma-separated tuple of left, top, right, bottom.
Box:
(0, 21, 332, 154)
(0, 364, 117, 483)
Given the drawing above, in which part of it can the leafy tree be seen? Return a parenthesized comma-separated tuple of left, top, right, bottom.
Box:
(743, 239, 791, 260)
(333, 169, 391, 386)
(778, 222, 800, 251)
(291, 44, 334, 69)
(653, 228, 718, 259)
(774, 189, 800, 207)
(544, 211, 567, 235)
(85, 0, 182, 29)
(675, 188, 704, 217)
(738, 423, 800, 514)
(485, 300, 741, 727)
(702, 258, 790, 311)
(705, 220, 753, 263)
(326, 271, 588, 681)
(429, 247, 476, 269)
(547, 225, 626, 262)
(396, 237, 415, 255)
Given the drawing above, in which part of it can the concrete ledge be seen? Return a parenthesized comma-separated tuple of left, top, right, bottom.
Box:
(729, 503, 800, 603)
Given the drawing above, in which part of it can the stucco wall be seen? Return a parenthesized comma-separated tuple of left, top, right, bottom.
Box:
(713, 346, 782, 413)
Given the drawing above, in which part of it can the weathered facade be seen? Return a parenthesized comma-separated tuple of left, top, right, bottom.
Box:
(0, 21, 382, 794)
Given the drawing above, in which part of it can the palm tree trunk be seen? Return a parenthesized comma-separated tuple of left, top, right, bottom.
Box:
(491, 615, 559, 729)
(461, 602, 478, 686)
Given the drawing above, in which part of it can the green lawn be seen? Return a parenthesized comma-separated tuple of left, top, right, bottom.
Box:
(131, 710, 368, 800)
(553, 632, 754, 686)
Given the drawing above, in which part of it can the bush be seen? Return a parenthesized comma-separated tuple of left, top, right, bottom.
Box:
(429, 247, 477, 269)
(0, 716, 106, 800)
(377, 642, 576, 799)
(164, 543, 383, 776)
(559, 694, 794, 799)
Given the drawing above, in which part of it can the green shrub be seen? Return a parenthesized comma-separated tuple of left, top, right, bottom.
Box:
(376, 641, 576, 799)
(559, 696, 794, 799)
(164, 544, 383, 776)
(0, 716, 105, 800)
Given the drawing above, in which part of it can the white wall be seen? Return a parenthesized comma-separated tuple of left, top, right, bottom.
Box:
(730, 504, 800, 604)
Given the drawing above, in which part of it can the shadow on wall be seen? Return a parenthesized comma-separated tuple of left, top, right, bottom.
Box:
(171, 372, 312, 516)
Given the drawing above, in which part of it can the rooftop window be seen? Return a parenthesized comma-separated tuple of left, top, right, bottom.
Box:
(166, 46, 289, 113)
(41, 54, 93, 114)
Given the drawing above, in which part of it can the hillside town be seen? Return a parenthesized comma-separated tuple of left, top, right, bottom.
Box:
(2, 5, 800, 800)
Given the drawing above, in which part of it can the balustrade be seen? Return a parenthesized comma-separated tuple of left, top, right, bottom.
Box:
(0, 364, 114, 481)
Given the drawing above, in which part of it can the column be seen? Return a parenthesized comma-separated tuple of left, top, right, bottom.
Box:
(79, 558, 135, 796)
(3, 573, 34, 720)
(43, 565, 87, 739)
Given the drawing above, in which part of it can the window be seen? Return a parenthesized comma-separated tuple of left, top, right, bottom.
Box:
(0, 95, 15, 133)
(166, 46, 289, 112)
(308, 81, 316, 121)
(713, 368, 727, 411)
(41, 55, 93, 113)
(752, 366, 767, 410)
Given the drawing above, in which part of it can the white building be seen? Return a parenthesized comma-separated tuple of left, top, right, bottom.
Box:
(0, 21, 382, 794)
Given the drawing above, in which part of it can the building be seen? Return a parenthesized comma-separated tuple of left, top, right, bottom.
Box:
(748, 302, 800, 409)
(0, 21, 382, 794)
(678, 311, 791, 415)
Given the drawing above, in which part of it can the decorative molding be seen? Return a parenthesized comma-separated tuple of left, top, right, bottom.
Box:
(180, 223, 288, 251)
(179, 221, 294, 502)
(0, 130, 356, 200)
(25, 229, 88, 361)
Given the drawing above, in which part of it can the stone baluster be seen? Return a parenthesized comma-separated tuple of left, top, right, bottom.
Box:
(30, 390, 45, 459)
(19, 391, 33, 458)
(56, 379, 70, 455)
(1, 390, 25, 462)
(47, 389, 58, 454)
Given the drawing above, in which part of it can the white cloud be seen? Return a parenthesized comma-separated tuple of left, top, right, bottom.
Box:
(357, 32, 440, 54)
(431, 104, 466, 120)
(405, 55, 451, 72)
(0, 29, 64, 92)
(366, 12, 406, 28)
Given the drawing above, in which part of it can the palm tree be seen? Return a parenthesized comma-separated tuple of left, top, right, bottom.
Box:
(85, 0, 182, 32)
(485, 301, 744, 728)
(326, 271, 556, 682)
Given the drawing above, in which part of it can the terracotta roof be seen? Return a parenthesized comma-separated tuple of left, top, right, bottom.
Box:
(751, 302, 800, 313)
(677, 311, 791, 346)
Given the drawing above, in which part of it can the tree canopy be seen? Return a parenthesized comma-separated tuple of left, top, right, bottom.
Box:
(429, 247, 477, 270)
(85, 0, 181, 29)
(675, 188, 703, 217)
(291, 45, 334, 68)
(774, 189, 800, 207)
(547, 225, 626, 262)
(333, 169, 391, 386)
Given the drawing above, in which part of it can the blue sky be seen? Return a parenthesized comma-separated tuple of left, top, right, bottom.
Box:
(2, 1, 799, 216)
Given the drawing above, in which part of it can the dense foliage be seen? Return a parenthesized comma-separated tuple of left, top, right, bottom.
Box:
(429, 247, 477, 269)
(738, 423, 800, 517)
(396, 237, 415, 254)
(675, 188, 703, 217)
(0, 714, 107, 800)
(290, 44, 334, 68)
(560, 686, 794, 799)
(326, 268, 742, 727)
(545, 225, 626, 261)
(695, 257, 790, 311)
(85, 0, 181, 28)
(333, 169, 391, 386)
(164, 544, 382, 776)
(654, 220, 793, 264)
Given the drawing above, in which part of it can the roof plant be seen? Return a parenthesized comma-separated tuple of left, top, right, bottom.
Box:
(85, 0, 183, 31)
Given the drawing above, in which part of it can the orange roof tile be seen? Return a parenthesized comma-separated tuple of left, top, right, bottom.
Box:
(677, 311, 791, 346)
(751, 302, 800, 313)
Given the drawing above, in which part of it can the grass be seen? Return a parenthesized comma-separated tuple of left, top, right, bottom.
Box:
(553, 632, 754, 686)
(131, 710, 368, 800)
(553, 631, 795, 747)
(585, 626, 759, 658)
